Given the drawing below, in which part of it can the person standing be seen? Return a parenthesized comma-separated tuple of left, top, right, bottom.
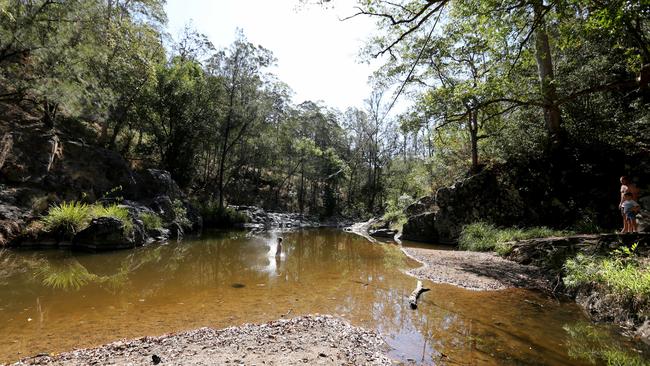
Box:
(620, 176, 640, 232)
(275, 237, 283, 257)
(622, 192, 641, 233)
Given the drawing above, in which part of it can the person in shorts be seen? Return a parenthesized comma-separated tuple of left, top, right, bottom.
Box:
(621, 191, 640, 233)
(620, 176, 640, 232)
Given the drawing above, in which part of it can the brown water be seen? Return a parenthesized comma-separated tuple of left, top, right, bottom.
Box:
(0, 229, 647, 365)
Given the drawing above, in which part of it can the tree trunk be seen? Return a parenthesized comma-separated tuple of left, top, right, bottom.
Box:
(299, 162, 305, 215)
(468, 109, 479, 172)
(533, 1, 562, 148)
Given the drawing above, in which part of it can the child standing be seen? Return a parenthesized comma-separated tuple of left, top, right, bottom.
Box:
(275, 237, 283, 256)
(622, 192, 641, 233)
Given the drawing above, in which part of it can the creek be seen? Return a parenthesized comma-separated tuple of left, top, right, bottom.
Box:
(0, 229, 647, 365)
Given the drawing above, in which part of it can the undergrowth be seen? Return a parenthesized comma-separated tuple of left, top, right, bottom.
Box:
(459, 222, 572, 255)
(41, 201, 133, 237)
(140, 212, 163, 231)
(197, 200, 248, 227)
(564, 243, 650, 299)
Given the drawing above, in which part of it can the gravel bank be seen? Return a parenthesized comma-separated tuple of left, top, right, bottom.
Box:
(9, 316, 392, 366)
(402, 246, 551, 291)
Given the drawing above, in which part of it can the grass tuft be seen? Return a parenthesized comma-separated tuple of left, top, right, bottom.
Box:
(459, 222, 571, 255)
(140, 212, 163, 231)
(42, 201, 134, 236)
(41, 201, 91, 236)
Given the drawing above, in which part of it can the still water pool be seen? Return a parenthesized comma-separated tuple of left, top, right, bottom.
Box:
(0, 229, 647, 365)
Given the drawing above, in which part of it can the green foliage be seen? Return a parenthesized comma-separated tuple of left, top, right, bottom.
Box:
(41, 201, 91, 236)
(381, 194, 413, 230)
(459, 222, 571, 255)
(42, 201, 133, 236)
(563, 253, 650, 298)
(172, 199, 192, 227)
(90, 203, 133, 234)
(571, 209, 603, 234)
(140, 212, 163, 231)
(198, 200, 248, 227)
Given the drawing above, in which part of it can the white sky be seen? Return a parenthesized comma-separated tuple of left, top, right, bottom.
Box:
(164, 0, 384, 112)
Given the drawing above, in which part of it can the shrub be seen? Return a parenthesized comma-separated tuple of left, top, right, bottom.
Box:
(172, 199, 192, 227)
(41, 201, 91, 236)
(140, 212, 163, 231)
(564, 253, 650, 298)
(459, 222, 572, 255)
(199, 200, 248, 227)
(381, 209, 408, 230)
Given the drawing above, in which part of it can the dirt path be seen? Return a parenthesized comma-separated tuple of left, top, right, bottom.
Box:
(401, 245, 552, 291)
(9, 316, 392, 366)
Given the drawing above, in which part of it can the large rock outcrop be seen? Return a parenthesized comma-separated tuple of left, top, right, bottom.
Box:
(401, 212, 437, 242)
(0, 105, 200, 248)
(401, 169, 527, 243)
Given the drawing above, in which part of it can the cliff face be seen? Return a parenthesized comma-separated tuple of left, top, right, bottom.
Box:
(0, 103, 200, 248)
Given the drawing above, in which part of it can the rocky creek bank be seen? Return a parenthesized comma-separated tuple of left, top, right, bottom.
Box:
(505, 232, 650, 342)
(9, 315, 391, 366)
(0, 116, 203, 249)
(399, 165, 650, 244)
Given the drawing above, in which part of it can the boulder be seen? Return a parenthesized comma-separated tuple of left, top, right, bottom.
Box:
(404, 196, 436, 217)
(434, 170, 525, 243)
(151, 195, 176, 223)
(369, 228, 398, 239)
(184, 201, 203, 232)
(636, 320, 650, 345)
(401, 212, 437, 243)
(147, 227, 170, 242)
(638, 196, 650, 232)
(130, 169, 183, 202)
(73, 217, 145, 250)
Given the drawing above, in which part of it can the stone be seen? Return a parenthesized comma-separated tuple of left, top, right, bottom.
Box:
(151, 195, 176, 223)
(404, 196, 436, 217)
(636, 320, 650, 345)
(130, 169, 183, 202)
(73, 217, 145, 250)
(401, 212, 437, 243)
(369, 228, 398, 239)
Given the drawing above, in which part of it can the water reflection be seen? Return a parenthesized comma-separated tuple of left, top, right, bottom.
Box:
(564, 323, 648, 366)
(0, 230, 648, 365)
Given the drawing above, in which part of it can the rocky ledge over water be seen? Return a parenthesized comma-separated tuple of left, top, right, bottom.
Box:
(10, 315, 391, 366)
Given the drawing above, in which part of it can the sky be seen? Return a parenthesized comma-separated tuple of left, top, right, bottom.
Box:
(164, 0, 383, 112)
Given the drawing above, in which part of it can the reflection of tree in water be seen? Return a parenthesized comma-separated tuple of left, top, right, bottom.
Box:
(564, 323, 649, 365)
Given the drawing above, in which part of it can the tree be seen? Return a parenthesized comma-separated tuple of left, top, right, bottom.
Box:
(205, 32, 275, 208)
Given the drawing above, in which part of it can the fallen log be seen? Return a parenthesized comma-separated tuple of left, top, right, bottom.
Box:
(408, 280, 430, 310)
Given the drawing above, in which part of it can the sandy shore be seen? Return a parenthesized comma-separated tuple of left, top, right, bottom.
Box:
(402, 245, 551, 291)
(9, 316, 392, 366)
